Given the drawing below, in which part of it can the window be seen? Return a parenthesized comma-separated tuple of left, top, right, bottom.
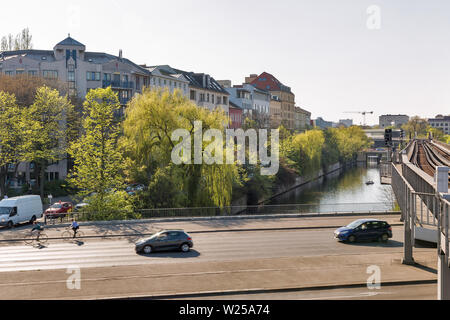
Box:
(43, 70, 58, 79)
(103, 73, 111, 81)
(190, 90, 196, 101)
(68, 71, 75, 82)
(28, 70, 37, 76)
(223, 96, 228, 105)
(5, 71, 14, 76)
(16, 70, 24, 75)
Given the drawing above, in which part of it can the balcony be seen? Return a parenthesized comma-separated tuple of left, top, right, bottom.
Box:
(102, 80, 135, 89)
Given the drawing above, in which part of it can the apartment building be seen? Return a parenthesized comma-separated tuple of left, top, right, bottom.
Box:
(428, 115, 450, 135)
(229, 101, 243, 129)
(246, 72, 295, 130)
(141, 64, 190, 97)
(0, 36, 151, 114)
(0, 35, 151, 186)
(218, 80, 271, 128)
(294, 107, 311, 132)
(172, 68, 230, 116)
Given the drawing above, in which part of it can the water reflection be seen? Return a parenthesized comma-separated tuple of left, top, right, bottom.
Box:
(268, 163, 395, 212)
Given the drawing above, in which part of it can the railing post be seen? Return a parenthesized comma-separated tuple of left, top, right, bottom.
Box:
(438, 200, 450, 300)
(403, 189, 415, 265)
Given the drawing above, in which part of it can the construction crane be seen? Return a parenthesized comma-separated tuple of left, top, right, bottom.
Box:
(343, 111, 374, 126)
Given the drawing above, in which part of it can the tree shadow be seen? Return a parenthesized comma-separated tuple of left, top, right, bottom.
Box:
(137, 250, 201, 259)
(342, 239, 404, 248)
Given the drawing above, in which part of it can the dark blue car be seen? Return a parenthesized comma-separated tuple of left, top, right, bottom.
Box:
(334, 219, 392, 243)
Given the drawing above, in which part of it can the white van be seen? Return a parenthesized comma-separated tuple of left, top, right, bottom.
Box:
(0, 195, 43, 228)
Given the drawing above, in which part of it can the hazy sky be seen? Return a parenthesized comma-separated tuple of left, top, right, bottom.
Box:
(1, 0, 449, 125)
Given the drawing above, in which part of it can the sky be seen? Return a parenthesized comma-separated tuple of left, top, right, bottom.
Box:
(1, 0, 449, 125)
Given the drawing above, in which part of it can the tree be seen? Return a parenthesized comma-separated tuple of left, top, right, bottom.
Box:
(68, 87, 126, 208)
(402, 116, 428, 139)
(0, 74, 64, 107)
(0, 92, 26, 197)
(122, 88, 239, 208)
(23, 86, 73, 199)
(0, 28, 33, 51)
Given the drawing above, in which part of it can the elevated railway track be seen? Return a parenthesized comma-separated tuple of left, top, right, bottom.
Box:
(409, 140, 450, 187)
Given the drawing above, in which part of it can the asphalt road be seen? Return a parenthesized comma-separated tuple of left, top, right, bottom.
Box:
(0, 226, 431, 272)
(172, 283, 437, 300)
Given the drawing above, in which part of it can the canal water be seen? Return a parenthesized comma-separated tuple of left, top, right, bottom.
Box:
(268, 163, 395, 213)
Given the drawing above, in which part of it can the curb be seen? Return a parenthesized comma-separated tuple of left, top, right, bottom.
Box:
(40, 211, 402, 229)
(0, 223, 405, 243)
(100, 279, 438, 300)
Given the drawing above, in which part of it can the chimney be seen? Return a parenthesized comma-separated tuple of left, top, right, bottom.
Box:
(119, 49, 123, 59)
(245, 74, 258, 84)
(202, 74, 206, 88)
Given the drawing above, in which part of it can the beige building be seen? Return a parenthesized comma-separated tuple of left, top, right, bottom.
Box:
(294, 106, 311, 131)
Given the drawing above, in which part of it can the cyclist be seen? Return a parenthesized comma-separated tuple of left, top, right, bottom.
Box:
(70, 219, 80, 238)
(31, 221, 44, 241)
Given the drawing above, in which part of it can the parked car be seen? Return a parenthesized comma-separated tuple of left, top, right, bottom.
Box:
(74, 202, 89, 212)
(334, 219, 392, 243)
(44, 202, 73, 219)
(0, 195, 43, 228)
(135, 230, 193, 254)
(126, 184, 146, 196)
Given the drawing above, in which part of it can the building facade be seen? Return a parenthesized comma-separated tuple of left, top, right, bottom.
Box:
(313, 117, 333, 129)
(428, 115, 450, 135)
(294, 106, 311, 132)
(218, 80, 271, 128)
(229, 101, 243, 129)
(246, 72, 295, 130)
(142, 65, 190, 97)
(339, 119, 353, 127)
(0, 36, 151, 115)
(379, 114, 409, 128)
(0, 36, 151, 186)
(172, 69, 229, 116)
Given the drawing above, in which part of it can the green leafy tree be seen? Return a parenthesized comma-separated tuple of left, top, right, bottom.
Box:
(0, 92, 26, 197)
(23, 86, 73, 199)
(122, 88, 239, 208)
(401, 116, 428, 139)
(68, 87, 127, 212)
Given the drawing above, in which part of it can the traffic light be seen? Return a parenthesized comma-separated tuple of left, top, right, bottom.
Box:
(384, 129, 392, 146)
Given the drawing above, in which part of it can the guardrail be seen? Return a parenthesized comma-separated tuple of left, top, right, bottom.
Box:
(391, 161, 450, 299)
(43, 202, 398, 224)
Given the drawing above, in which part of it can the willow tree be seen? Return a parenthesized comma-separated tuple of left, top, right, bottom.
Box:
(23, 86, 73, 199)
(0, 92, 26, 197)
(68, 87, 126, 207)
(122, 88, 239, 208)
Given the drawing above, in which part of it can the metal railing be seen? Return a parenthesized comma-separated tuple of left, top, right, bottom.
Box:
(391, 162, 449, 268)
(43, 202, 398, 224)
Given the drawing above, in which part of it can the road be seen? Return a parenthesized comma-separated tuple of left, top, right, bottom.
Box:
(0, 226, 438, 299)
(171, 283, 437, 300)
(0, 226, 426, 272)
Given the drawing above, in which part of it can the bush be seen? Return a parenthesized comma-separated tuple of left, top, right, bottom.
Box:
(80, 191, 141, 221)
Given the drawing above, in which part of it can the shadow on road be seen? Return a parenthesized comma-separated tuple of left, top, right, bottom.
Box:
(137, 250, 201, 259)
(343, 240, 404, 248)
(411, 262, 437, 274)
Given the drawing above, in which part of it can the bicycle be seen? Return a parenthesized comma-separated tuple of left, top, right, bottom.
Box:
(24, 231, 48, 246)
(61, 227, 85, 241)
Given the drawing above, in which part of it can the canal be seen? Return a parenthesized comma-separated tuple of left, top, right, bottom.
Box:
(267, 163, 396, 213)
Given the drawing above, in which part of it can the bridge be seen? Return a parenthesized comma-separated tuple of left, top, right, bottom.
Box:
(383, 139, 450, 299)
